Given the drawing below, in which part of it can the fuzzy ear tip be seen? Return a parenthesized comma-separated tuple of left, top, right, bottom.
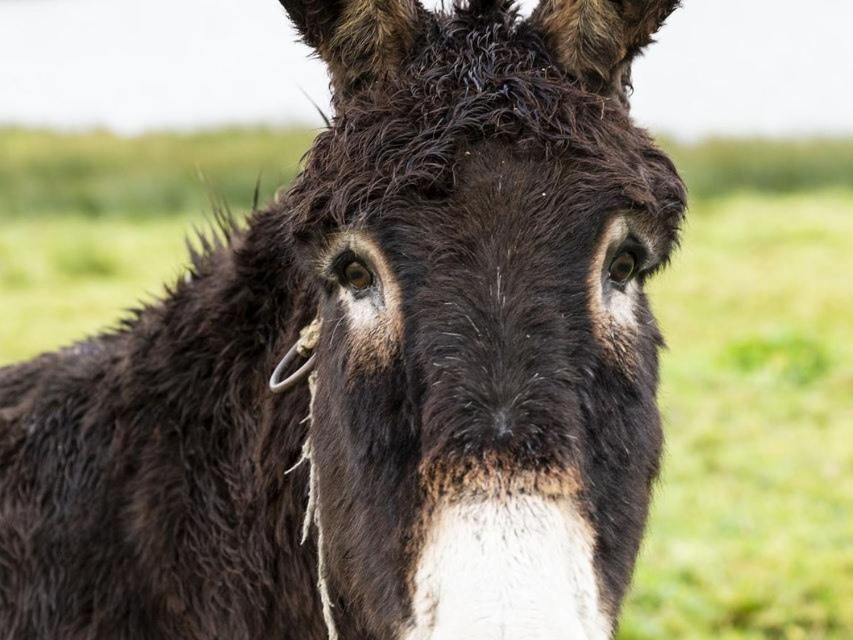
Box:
(532, 0, 682, 95)
(275, 0, 426, 94)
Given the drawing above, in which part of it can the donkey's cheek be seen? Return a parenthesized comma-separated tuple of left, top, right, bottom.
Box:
(404, 496, 612, 640)
(342, 293, 403, 374)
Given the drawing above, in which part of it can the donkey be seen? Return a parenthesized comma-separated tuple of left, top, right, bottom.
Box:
(0, 1, 686, 638)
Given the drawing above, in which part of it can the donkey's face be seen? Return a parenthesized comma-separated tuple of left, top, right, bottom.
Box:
(279, 1, 685, 638)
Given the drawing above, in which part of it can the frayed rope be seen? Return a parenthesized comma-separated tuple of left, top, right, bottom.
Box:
(286, 371, 339, 640)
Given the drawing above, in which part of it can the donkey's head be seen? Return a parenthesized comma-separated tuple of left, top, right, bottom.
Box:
(276, 1, 686, 637)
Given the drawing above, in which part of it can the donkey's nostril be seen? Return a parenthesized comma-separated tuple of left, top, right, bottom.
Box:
(493, 408, 512, 439)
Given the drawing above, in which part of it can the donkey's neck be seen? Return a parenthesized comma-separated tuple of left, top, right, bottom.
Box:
(113, 208, 326, 634)
(122, 207, 315, 462)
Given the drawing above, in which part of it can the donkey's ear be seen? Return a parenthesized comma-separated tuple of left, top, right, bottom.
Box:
(279, 0, 424, 94)
(530, 0, 680, 100)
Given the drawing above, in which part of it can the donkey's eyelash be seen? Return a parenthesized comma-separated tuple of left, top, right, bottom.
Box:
(617, 229, 663, 274)
(622, 236, 651, 269)
(327, 251, 379, 297)
(605, 234, 647, 265)
(328, 250, 359, 278)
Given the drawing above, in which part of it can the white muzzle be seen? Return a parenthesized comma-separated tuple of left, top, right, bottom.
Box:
(405, 494, 611, 640)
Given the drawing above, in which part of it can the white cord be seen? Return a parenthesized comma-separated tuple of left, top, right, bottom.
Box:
(287, 371, 339, 640)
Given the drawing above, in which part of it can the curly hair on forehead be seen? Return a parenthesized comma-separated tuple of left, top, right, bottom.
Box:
(281, 8, 680, 239)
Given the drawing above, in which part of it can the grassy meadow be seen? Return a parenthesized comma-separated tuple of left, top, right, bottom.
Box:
(1, 129, 851, 638)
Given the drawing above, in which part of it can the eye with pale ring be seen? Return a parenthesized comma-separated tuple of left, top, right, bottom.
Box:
(340, 259, 374, 291)
(608, 250, 638, 285)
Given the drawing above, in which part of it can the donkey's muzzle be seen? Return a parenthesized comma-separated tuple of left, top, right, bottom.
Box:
(404, 494, 612, 640)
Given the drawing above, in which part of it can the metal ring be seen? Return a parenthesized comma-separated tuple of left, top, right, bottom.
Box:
(269, 343, 317, 394)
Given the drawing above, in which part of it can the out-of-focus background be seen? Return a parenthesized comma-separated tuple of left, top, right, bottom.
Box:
(1, 0, 851, 638)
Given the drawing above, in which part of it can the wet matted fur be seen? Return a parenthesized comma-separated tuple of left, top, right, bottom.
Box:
(0, 1, 686, 638)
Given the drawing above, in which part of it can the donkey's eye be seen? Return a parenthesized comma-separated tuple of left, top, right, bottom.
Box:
(342, 260, 374, 290)
(608, 251, 638, 285)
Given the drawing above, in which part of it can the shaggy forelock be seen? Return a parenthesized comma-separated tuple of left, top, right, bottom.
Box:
(283, 7, 686, 244)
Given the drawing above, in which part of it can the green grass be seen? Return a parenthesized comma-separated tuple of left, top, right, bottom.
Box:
(0, 127, 316, 218)
(2, 128, 853, 219)
(0, 215, 193, 362)
(666, 138, 853, 200)
(1, 129, 851, 637)
(621, 190, 853, 639)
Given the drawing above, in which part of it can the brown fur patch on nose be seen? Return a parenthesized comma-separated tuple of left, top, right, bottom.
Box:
(420, 452, 583, 504)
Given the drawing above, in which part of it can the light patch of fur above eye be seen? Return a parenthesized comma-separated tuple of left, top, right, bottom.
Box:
(588, 215, 641, 368)
(321, 232, 403, 373)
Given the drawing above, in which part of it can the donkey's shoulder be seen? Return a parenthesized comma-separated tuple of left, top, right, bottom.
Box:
(0, 335, 124, 439)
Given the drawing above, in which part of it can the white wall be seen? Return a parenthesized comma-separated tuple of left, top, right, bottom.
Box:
(0, 0, 851, 139)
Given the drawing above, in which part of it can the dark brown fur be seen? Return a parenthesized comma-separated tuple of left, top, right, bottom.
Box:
(0, 2, 686, 638)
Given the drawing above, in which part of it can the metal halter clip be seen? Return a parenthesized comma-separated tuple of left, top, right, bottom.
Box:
(269, 318, 322, 394)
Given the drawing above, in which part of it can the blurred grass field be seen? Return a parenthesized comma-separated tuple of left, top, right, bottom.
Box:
(4, 127, 853, 218)
(1, 129, 851, 638)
